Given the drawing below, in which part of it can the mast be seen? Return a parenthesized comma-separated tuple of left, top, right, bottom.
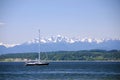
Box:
(38, 29, 40, 62)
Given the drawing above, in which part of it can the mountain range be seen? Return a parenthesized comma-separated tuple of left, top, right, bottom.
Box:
(0, 35, 120, 54)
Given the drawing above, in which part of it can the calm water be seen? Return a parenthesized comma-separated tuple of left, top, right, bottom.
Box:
(0, 62, 120, 80)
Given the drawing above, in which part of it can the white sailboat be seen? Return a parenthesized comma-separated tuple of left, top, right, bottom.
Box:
(25, 30, 49, 66)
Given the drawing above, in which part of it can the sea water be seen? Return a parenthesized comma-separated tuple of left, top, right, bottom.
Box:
(0, 62, 120, 80)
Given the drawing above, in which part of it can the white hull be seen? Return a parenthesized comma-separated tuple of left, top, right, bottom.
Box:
(25, 62, 49, 66)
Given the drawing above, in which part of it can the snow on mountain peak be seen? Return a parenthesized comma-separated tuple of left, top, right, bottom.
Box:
(88, 38, 92, 43)
(94, 39, 104, 43)
(27, 37, 48, 44)
(80, 38, 93, 43)
(24, 35, 118, 45)
(0, 42, 19, 48)
(57, 34, 62, 37)
(0, 37, 120, 53)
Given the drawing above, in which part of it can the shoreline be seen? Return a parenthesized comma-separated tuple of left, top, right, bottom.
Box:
(0, 60, 120, 62)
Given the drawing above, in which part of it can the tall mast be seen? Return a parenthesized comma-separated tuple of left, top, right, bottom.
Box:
(38, 29, 40, 62)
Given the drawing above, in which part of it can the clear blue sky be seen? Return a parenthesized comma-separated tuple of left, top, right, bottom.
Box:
(0, 0, 120, 44)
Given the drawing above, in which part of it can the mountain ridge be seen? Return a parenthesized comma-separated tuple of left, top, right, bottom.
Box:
(0, 35, 120, 54)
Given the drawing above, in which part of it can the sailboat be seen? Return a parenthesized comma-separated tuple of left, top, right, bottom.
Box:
(25, 30, 49, 66)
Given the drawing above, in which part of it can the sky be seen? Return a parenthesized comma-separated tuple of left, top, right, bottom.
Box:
(0, 0, 120, 44)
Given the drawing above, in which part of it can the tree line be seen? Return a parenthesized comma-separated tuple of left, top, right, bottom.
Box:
(0, 50, 120, 61)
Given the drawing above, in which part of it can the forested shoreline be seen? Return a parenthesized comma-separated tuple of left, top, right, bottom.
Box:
(0, 50, 120, 62)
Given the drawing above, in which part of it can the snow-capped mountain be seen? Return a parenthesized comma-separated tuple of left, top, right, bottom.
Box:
(0, 42, 20, 48)
(0, 35, 120, 54)
(26, 35, 73, 44)
(26, 35, 105, 44)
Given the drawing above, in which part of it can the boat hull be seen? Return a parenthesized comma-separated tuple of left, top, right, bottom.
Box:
(25, 63, 49, 66)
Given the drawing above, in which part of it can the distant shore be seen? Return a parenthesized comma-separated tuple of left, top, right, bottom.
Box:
(0, 60, 120, 62)
(1, 50, 120, 62)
